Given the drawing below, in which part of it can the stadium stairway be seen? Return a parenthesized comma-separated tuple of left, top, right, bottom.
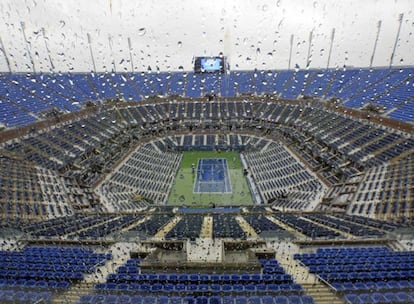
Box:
(300, 283, 344, 304)
(154, 215, 182, 238)
(389, 147, 414, 163)
(272, 242, 344, 304)
(199, 215, 213, 238)
(120, 215, 151, 232)
(53, 242, 138, 304)
(52, 282, 94, 304)
(265, 215, 306, 238)
(64, 217, 118, 239)
(235, 216, 258, 238)
(301, 217, 353, 239)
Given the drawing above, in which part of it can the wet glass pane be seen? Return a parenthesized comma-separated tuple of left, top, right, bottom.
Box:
(0, 1, 413, 303)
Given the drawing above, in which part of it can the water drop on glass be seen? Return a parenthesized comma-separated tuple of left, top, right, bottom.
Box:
(138, 28, 146, 36)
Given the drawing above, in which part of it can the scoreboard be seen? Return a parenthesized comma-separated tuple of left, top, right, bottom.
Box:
(194, 56, 226, 73)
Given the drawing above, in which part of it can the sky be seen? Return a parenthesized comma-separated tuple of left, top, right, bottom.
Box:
(0, 0, 412, 72)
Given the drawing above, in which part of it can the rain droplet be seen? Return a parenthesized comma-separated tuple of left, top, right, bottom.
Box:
(177, 41, 182, 48)
(294, 64, 300, 72)
(138, 28, 146, 36)
(262, 4, 268, 11)
(59, 20, 65, 28)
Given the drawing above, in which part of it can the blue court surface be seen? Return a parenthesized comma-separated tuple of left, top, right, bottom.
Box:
(193, 158, 232, 193)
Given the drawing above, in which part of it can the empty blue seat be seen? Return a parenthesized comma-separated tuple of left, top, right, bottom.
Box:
(235, 296, 248, 304)
(248, 296, 261, 304)
(183, 296, 196, 304)
(244, 284, 256, 292)
(78, 294, 94, 304)
(395, 292, 412, 303)
(262, 296, 274, 304)
(190, 274, 199, 282)
(267, 284, 279, 292)
(199, 284, 209, 292)
(288, 295, 302, 304)
(140, 283, 151, 291)
(197, 296, 209, 304)
(117, 283, 129, 291)
(187, 284, 198, 292)
(163, 283, 174, 292)
(151, 283, 163, 292)
(344, 294, 361, 304)
(209, 296, 221, 304)
(200, 274, 210, 282)
(210, 274, 220, 282)
(105, 294, 118, 303)
(175, 284, 186, 292)
(358, 294, 372, 304)
(222, 284, 232, 293)
(178, 274, 189, 282)
(231, 274, 241, 283)
(256, 284, 266, 292)
(371, 293, 385, 304)
(383, 292, 396, 303)
(211, 284, 221, 292)
(143, 296, 157, 304)
(118, 295, 131, 304)
(233, 284, 244, 292)
(301, 295, 315, 304)
(171, 297, 183, 304)
(159, 296, 169, 304)
(130, 295, 143, 304)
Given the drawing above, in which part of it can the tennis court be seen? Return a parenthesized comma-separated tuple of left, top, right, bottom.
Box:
(193, 158, 232, 193)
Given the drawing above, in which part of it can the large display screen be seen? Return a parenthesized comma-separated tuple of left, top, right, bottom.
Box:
(194, 56, 226, 73)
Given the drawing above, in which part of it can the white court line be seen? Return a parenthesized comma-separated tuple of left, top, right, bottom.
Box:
(193, 158, 232, 194)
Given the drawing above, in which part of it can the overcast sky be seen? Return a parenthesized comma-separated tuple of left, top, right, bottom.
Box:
(0, 0, 412, 72)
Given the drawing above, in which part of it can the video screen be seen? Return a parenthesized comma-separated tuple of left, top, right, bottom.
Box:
(194, 56, 225, 73)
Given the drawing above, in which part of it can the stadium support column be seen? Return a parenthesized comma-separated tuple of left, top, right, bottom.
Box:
(108, 34, 116, 73)
(288, 34, 294, 70)
(370, 21, 382, 68)
(389, 13, 403, 68)
(326, 28, 335, 69)
(42, 28, 55, 72)
(128, 37, 135, 72)
(306, 29, 313, 68)
(0, 35, 12, 73)
(20, 22, 36, 73)
(87, 33, 97, 72)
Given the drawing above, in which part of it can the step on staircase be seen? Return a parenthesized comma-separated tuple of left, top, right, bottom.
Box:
(52, 282, 94, 304)
(273, 242, 344, 304)
(301, 283, 344, 304)
(53, 242, 139, 303)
